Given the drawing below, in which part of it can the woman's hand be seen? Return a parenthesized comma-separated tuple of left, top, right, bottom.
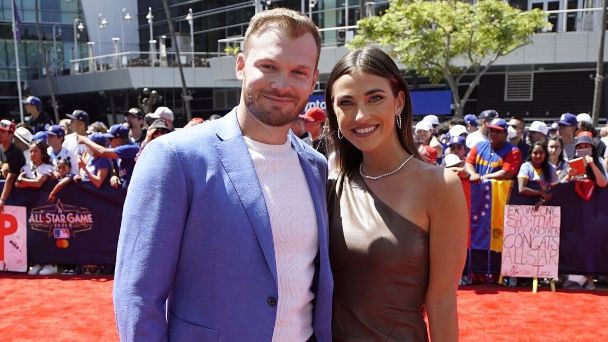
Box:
(584, 155, 594, 166)
(110, 175, 121, 188)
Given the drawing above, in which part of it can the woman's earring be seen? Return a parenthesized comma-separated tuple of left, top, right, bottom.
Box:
(396, 114, 402, 130)
(337, 128, 343, 140)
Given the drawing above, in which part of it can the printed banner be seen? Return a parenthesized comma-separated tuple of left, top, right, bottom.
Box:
(0, 205, 27, 272)
(500, 205, 560, 278)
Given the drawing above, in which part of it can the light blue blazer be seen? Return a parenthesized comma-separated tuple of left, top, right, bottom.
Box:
(113, 109, 332, 341)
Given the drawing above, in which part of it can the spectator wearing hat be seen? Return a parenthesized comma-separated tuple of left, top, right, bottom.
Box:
(577, 120, 606, 161)
(0, 120, 25, 211)
(148, 106, 174, 130)
(557, 112, 578, 161)
(135, 119, 170, 161)
(465, 118, 522, 183)
(422, 114, 440, 135)
(548, 122, 559, 139)
(415, 120, 443, 160)
(508, 116, 529, 160)
(64, 110, 90, 158)
(443, 153, 469, 180)
(46, 125, 78, 175)
(466, 109, 498, 149)
(12, 126, 33, 178)
(78, 124, 139, 189)
(125, 108, 146, 145)
(78, 133, 112, 188)
(528, 121, 549, 145)
(464, 114, 479, 134)
(23, 96, 53, 133)
(300, 107, 326, 142)
(565, 133, 607, 187)
(445, 135, 468, 161)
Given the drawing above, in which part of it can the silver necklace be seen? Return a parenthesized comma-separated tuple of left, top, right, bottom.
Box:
(359, 154, 415, 180)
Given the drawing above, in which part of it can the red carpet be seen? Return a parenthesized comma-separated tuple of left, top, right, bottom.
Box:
(1, 274, 607, 341)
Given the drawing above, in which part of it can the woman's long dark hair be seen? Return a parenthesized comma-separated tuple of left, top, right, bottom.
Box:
(325, 47, 420, 176)
(527, 141, 552, 184)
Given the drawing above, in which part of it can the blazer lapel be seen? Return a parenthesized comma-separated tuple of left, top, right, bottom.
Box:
(289, 134, 328, 257)
(215, 109, 277, 283)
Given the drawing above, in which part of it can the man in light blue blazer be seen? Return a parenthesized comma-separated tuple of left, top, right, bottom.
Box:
(113, 8, 332, 342)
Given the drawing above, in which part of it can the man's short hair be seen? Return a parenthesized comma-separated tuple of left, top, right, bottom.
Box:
(243, 8, 321, 63)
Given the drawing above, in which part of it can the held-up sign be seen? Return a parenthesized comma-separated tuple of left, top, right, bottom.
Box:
(500, 205, 560, 279)
(0, 206, 27, 272)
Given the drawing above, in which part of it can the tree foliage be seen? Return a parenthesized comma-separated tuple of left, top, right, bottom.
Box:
(350, 0, 551, 117)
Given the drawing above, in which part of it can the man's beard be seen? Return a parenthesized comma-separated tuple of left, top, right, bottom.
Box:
(243, 86, 307, 127)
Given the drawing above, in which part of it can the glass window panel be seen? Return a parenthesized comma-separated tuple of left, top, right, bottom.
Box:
(0, 40, 7, 68)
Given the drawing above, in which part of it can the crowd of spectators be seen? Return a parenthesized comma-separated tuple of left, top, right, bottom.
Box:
(0, 95, 208, 275)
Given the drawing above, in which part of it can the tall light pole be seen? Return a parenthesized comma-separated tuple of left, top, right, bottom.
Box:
(97, 13, 108, 57)
(592, 0, 608, 126)
(186, 8, 194, 68)
(73, 18, 85, 71)
(309, 0, 318, 19)
(121, 8, 132, 53)
(146, 7, 154, 43)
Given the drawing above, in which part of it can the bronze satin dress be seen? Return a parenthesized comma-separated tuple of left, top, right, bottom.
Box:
(329, 174, 430, 341)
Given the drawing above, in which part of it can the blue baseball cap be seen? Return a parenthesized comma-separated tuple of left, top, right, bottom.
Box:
(557, 113, 577, 126)
(67, 109, 90, 125)
(464, 114, 478, 127)
(448, 135, 466, 146)
(47, 125, 65, 138)
(487, 118, 508, 132)
(31, 131, 47, 143)
(88, 132, 108, 146)
(478, 109, 499, 121)
(103, 123, 130, 139)
(22, 96, 41, 109)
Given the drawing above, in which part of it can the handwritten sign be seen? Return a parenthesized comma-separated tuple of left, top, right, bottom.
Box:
(500, 205, 560, 278)
(0, 206, 27, 272)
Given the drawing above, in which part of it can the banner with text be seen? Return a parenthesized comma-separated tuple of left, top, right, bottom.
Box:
(501, 205, 560, 278)
(0, 205, 27, 272)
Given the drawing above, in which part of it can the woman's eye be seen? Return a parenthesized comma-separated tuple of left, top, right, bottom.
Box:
(337, 99, 353, 106)
(369, 95, 384, 102)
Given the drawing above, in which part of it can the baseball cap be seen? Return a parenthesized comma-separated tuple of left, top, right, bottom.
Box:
(148, 119, 171, 132)
(464, 114, 478, 127)
(557, 113, 577, 126)
(14, 127, 32, 145)
(448, 124, 467, 138)
(88, 132, 108, 146)
(478, 109, 499, 121)
(575, 135, 594, 147)
(150, 106, 174, 122)
(47, 125, 65, 138)
(422, 115, 439, 126)
(415, 120, 433, 132)
(127, 107, 144, 119)
(448, 135, 466, 147)
(299, 107, 326, 122)
(32, 131, 47, 143)
(443, 153, 463, 168)
(576, 113, 592, 124)
(529, 121, 549, 136)
(22, 96, 41, 109)
(67, 109, 90, 125)
(507, 126, 517, 140)
(550, 122, 559, 130)
(0, 119, 16, 134)
(103, 123, 130, 139)
(487, 118, 508, 132)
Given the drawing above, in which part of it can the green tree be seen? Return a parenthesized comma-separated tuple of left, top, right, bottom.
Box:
(350, 0, 551, 117)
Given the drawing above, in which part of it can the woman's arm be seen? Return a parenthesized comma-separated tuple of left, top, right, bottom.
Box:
(84, 167, 109, 188)
(426, 169, 468, 342)
(15, 174, 49, 189)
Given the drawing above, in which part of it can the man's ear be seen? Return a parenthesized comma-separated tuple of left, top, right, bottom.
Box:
(235, 53, 246, 81)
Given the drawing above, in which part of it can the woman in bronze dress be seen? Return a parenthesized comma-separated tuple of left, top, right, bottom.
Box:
(326, 47, 468, 341)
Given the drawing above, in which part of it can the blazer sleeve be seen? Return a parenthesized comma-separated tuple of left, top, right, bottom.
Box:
(113, 138, 190, 342)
